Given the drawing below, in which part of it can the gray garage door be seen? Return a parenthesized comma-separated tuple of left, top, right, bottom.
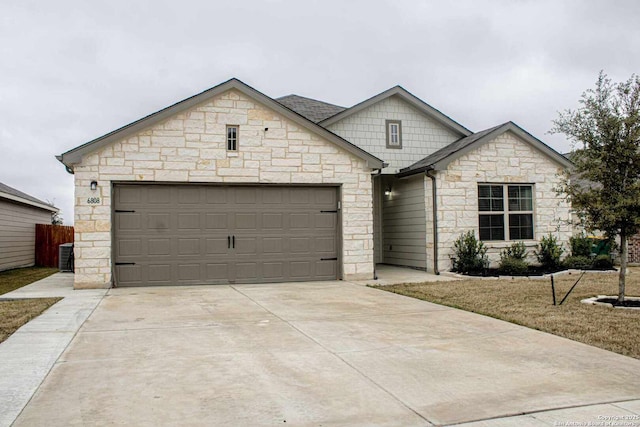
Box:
(113, 184, 339, 287)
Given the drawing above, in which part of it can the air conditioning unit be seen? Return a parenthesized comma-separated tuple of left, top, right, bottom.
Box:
(59, 243, 74, 272)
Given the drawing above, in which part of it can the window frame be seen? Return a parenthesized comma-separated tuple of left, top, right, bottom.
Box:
(226, 125, 239, 152)
(385, 120, 402, 149)
(478, 183, 535, 241)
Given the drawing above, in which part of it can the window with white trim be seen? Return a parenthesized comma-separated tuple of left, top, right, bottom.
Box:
(385, 120, 402, 149)
(478, 184, 534, 241)
(226, 125, 238, 151)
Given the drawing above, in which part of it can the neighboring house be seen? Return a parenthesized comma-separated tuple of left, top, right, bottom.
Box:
(57, 78, 572, 289)
(0, 182, 59, 271)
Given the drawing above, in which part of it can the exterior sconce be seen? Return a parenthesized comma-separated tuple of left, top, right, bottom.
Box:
(384, 187, 392, 196)
(90, 181, 98, 191)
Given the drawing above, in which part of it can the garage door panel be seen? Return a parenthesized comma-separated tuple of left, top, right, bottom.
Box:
(262, 237, 284, 254)
(178, 264, 201, 281)
(316, 260, 337, 278)
(148, 213, 170, 230)
(148, 239, 171, 256)
(235, 262, 257, 280)
(206, 238, 229, 255)
(178, 238, 200, 255)
(205, 213, 227, 229)
(117, 239, 141, 257)
(235, 213, 257, 230)
(114, 184, 339, 286)
(118, 213, 141, 230)
(148, 186, 172, 204)
(262, 213, 283, 230)
(148, 264, 172, 283)
(206, 263, 229, 281)
(178, 213, 200, 230)
(116, 264, 142, 285)
(235, 237, 257, 255)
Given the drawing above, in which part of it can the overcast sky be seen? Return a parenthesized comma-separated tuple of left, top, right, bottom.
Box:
(1, 0, 638, 225)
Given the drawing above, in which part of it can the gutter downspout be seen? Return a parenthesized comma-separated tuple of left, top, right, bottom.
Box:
(371, 169, 383, 280)
(426, 170, 439, 275)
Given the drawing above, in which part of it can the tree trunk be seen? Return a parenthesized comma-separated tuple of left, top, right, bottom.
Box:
(619, 232, 627, 302)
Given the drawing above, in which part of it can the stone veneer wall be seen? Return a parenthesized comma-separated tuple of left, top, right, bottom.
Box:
(326, 96, 461, 174)
(434, 132, 572, 270)
(72, 89, 375, 288)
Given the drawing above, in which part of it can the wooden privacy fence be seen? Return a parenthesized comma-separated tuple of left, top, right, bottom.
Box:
(35, 224, 74, 268)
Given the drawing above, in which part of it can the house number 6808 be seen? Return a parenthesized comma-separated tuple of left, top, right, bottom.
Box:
(87, 197, 101, 204)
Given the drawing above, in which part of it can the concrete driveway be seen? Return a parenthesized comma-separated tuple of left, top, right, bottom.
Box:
(10, 279, 640, 426)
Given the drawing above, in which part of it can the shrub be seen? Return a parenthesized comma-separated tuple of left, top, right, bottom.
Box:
(592, 254, 614, 270)
(569, 234, 592, 257)
(451, 231, 489, 274)
(562, 255, 593, 270)
(500, 241, 527, 261)
(535, 234, 564, 271)
(497, 257, 529, 275)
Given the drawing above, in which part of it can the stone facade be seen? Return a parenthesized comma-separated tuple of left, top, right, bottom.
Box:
(72, 89, 375, 288)
(433, 131, 572, 270)
(326, 96, 461, 174)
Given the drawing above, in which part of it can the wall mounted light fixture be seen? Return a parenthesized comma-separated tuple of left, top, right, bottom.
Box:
(90, 180, 98, 191)
(384, 186, 392, 196)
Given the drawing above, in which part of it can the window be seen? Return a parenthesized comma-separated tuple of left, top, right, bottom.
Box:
(478, 184, 534, 241)
(385, 120, 402, 149)
(226, 125, 238, 151)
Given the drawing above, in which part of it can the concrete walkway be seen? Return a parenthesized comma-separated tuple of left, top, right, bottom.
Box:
(2, 272, 640, 426)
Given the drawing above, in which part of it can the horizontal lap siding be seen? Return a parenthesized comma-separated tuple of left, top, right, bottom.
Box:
(0, 199, 52, 271)
(382, 176, 427, 268)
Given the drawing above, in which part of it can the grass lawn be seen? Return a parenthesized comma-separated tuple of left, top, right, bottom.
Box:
(0, 267, 61, 343)
(374, 268, 640, 359)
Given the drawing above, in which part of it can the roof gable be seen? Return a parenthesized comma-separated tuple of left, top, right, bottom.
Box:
(319, 86, 472, 137)
(58, 79, 385, 170)
(398, 121, 573, 177)
(0, 181, 58, 212)
(276, 94, 346, 123)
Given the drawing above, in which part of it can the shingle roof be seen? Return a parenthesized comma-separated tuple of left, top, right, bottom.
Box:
(0, 181, 58, 211)
(276, 94, 346, 123)
(398, 121, 572, 177)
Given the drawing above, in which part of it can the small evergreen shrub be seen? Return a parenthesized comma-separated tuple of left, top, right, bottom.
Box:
(562, 255, 593, 270)
(500, 241, 527, 261)
(451, 231, 489, 274)
(497, 257, 529, 275)
(535, 234, 564, 271)
(569, 234, 592, 257)
(592, 254, 614, 270)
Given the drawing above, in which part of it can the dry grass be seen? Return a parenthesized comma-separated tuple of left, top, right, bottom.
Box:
(0, 298, 61, 342)
(0, 267, 58, 295)
(374, 269, 640, 359)
(0, 267, 61, 343)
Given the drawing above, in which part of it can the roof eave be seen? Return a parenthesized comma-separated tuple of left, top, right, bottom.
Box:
(0, 191, 59, 212)
(58, 78, 385, 170)
(319, 86, 472, 137)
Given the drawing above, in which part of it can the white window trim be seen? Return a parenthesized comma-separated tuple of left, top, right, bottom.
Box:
(226, 125, 239, 152)
(385, 119, 402, 149)
(478, 183, 535, 241)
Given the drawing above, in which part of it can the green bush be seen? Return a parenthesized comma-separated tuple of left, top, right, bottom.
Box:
(500, 241, 527, 261)
(569, 234, 592, 257)
(592, 254, 614, 270)
(535, 234, 564, 270)
(497, 257, 529, 275)
(451, 231, 489, 274)
(562, 255, 593, 270)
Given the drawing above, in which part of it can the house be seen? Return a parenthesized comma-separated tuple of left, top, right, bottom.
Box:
(0, 182, 59, 271)
(57, 78, 572, 289)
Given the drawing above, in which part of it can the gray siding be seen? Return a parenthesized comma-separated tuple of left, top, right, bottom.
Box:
(382, 176, 427, 268)
(0, 199, 52, 271)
